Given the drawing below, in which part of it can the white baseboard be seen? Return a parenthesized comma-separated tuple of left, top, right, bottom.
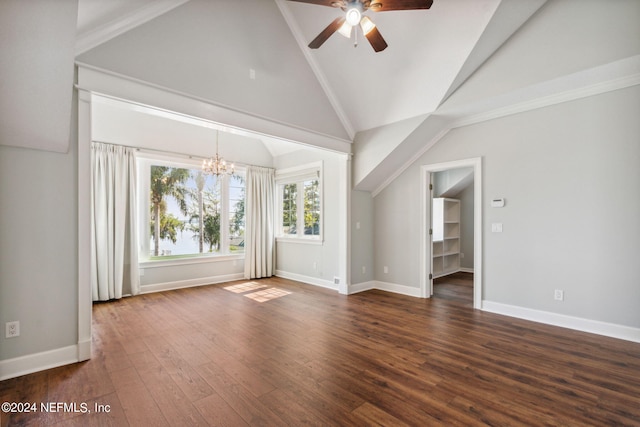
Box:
(346, 285, 639, 344)
(482, 300, 640, 344)
(348, 281, 376, 294)
(347, 280, 422, 297)
(140, 273, 244, 294)
(375, 280, 422, 298)
(460, 267, 474, 274)
(77, 339, 92, 361)
(275, 270, 338, 291)
(0, 344, 80, 381)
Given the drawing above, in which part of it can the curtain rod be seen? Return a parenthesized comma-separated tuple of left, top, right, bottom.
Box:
(91, 140, 270, 170)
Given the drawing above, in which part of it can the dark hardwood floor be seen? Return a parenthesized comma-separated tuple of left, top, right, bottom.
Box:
(2, 275, 639, 426)
(433, 272, 474, 307)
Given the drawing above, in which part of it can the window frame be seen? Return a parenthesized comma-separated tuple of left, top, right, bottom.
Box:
(136, 152, 246, 267)
(275, 161, 323, 244)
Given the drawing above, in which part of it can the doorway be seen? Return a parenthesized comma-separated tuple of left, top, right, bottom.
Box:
(420, 158, 482, 309)
(433, 272, 474, 307)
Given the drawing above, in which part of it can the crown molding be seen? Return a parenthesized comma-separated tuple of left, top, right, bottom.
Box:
(450, 72, 640, 130)
(370, 58, 640, 197)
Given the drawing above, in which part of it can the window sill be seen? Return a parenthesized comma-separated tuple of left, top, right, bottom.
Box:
(276, 236, 323, 245)
(140, 253, 244, 269)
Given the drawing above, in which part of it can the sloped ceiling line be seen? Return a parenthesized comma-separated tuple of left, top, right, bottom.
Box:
(275, 0, 355, 139)
(75, 0, 190, 55)
(369, 57, 640, 197)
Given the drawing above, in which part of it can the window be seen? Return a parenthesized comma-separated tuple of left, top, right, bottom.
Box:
(276, 162, 322, 242)
(302, 179, 320, 236)
(227, 173, 246, 251)
(282, 183, 297, 235)
(138, 155, 245, 261)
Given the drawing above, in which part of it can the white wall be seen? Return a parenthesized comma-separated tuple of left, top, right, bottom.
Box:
(374, 85, 640, 329)
(350, 190, 375, 285)
(444, 0, 640, 110)
(139, 259, 243, 292)
(0, 0, 77, 153)
(92, 98, 276, 167)
(76, 0, 349, 141)
(458, 182, 474, 270)
(274, 149, 347, 288)
(0, 119, 78, 362)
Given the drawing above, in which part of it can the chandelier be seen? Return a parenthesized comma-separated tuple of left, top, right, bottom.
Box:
(202, 130, 234, 176)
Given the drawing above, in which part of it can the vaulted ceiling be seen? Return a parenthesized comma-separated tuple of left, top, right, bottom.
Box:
(3, 0, 638, 193)
(75, 0, 545, 140)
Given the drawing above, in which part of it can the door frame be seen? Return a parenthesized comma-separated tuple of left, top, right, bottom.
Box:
(420, 157, 482, 308)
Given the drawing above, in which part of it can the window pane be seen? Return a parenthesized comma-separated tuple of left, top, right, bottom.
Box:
(283, 183, 297, 235)
(150, 165, 223, 258)
(303, 179, 320, 236)
(150, 166, 190, 257)
(194, 172, 221, 254)
(228, 173, 245, 253)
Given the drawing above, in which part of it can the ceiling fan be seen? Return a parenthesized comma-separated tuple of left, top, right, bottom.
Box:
(288, 0, 433, 52)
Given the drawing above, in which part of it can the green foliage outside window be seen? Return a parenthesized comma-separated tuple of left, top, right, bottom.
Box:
(148, 165, 245, 259)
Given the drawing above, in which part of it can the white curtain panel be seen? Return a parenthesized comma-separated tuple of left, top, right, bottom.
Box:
(91, 142, 139, 301)
(244, 166, 276, 279)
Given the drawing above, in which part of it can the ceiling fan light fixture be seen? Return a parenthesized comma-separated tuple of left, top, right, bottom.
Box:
(345, 7, 361, 26)
(360, 16, 376, 35)
(338, 21, 353, 38)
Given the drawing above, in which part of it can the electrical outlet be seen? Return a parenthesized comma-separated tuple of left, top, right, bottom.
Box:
(6, 321, 20, 338)
(554, 289, 564, 301)
(333, 277, 340, 285)
(362, 266, 366, 275)
(383, 266, 389, 274)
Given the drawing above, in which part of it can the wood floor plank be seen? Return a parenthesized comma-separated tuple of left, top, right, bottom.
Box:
(258, 388, 331, 426)
(116, 383, 169, 426)
(2, 273, 639, 426)
(53, 391, 128, 427)
(137, 365, 209, 426)
(194, 362, 287, 426)
(142, 335, 214, 402)
(193, 392, 250, 427)
(351, 402, 410, 427)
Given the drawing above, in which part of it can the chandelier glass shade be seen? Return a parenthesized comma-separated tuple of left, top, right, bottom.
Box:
(202, 131, 234, 176)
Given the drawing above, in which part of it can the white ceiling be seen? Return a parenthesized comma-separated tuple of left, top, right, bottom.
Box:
(3, 0, 637, 194)
(281, 0, 502, 133)
(75, 0, 545, 140)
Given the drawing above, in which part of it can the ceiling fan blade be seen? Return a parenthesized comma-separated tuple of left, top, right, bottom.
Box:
(309, 17, 345, 49)
(368, 0, 433, 12)
(364, 26, 388, 52)
(287, 0, 342, 7)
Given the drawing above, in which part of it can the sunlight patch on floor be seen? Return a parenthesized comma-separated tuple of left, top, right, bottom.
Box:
(224, 282, 267, 293)
(244, 287, 292, 303)
(223, 281, 292, 303)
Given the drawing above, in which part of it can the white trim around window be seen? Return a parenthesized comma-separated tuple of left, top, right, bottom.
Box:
(136, 151, 247, 265)
(275, 161, 323, 243)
